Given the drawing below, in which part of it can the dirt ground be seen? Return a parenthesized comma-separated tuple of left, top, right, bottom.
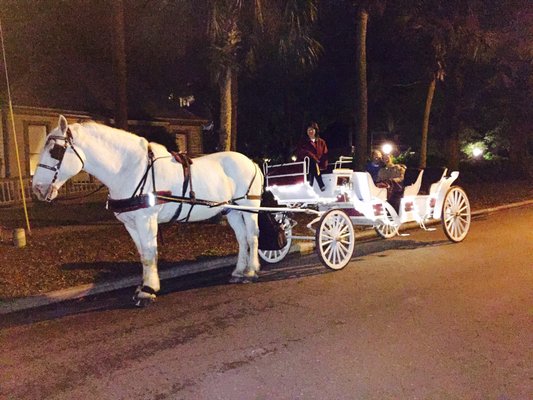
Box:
(0, 179, 531, 299)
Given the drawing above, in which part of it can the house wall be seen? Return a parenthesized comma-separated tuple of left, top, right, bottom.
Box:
(1, 107, 93, 178)
(1, 106, 207, 179)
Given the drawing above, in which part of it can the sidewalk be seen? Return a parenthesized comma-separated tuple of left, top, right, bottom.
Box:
(1, 199, 532, 315)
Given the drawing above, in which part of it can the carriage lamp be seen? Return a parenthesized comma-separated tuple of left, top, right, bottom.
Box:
(382, 143, 393, 155)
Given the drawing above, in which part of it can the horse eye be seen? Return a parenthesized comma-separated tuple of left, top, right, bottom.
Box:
(50, 145, 66, 160)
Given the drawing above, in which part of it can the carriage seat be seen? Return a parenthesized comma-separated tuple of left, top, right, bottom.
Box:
(419, 167, 448, 195)
(352, 172, 387, 202)
(402, 168, 424, 197)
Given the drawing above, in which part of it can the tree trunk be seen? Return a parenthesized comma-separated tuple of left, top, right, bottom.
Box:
(508, 120, 530, 177)
(420, 77, 436, 168)
(230, 69, 238, 151)
(446, 133, 460, 171)
(219, 67, 233, 151)
(111, 0, 128, 130)
(355, 8, 369, 171)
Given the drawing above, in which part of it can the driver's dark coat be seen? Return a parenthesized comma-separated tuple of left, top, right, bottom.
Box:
(296, 137, 328, 170)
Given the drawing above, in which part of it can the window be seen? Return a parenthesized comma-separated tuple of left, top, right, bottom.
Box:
(28, 125, 47, 175)
(174, 132, 188, 153)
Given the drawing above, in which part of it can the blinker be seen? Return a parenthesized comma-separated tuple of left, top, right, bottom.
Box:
(50, 144, 66, 160)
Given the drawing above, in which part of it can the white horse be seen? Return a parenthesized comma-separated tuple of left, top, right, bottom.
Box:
(32, 115, 263, 306)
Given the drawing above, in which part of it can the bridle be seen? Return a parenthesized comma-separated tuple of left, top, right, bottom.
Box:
(36, 127, 85, 201)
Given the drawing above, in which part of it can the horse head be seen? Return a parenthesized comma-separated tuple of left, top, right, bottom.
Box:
(32, 115, 85, 201)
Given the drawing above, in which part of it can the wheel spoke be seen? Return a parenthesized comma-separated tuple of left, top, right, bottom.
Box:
(337, 242, 348, 258)
(323, 242, 333, 257)
(333, 246, 341, 264)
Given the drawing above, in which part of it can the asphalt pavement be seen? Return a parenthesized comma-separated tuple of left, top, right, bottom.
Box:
(1, 200, 531, 315)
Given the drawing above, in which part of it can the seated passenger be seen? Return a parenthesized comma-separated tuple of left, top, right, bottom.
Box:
(296, 121, 328, 192)
(365, 150, 384, 182)
(377, 154, 406, 211)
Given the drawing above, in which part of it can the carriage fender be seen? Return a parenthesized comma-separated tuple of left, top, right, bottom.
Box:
(432, 171, 459, 217)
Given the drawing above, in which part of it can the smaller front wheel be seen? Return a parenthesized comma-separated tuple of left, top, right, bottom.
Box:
(375, 202, 399, 239)
(442, 186, 471, 242)
(316, 209, 355, 270)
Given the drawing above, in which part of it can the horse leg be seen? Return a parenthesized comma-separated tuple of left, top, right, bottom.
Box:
(125, 215, 160, 305)
(226, 211, 256, 283)
(243, 212, 260, 278)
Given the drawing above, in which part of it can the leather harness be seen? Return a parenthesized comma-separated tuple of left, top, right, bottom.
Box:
(106, 147, 262, 219)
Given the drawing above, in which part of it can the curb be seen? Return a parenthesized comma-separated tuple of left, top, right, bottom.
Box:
(1, 200, 531, 315)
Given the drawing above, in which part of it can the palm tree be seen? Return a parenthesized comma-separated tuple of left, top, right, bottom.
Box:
(111, 0, 128, 130)
(349, 1, 385, 170)
(400, 0, 492, 169)
(206, 0, 321, 151)
(354, 5, 369, 170)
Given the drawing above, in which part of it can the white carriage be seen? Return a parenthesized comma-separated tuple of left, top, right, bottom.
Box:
(259, 156, 471, 270)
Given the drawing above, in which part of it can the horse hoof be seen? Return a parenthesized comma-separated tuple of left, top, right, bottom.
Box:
(229, 274, 259, 284)
(229, 276, 244, 284)
(133, 296, 155, 308)
(243, 274, 259, 283)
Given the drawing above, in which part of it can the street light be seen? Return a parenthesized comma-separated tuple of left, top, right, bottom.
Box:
(382, 143, 393, 155)
(472, 147, 483, 158)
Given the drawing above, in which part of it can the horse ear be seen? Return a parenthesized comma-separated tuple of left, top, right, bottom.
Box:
(59, 115, 68, 133)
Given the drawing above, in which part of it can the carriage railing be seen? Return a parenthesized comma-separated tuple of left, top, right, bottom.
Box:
(263, 158, 309, 187)
(0, 175, 104, 206)
(333, 156, 353, 170)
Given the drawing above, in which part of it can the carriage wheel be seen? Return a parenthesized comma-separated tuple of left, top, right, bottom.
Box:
(374, 203, 399, 239)
(258, 214, 292, 264)
(441, 186, 471, 243)
(316, 209, 355, 270)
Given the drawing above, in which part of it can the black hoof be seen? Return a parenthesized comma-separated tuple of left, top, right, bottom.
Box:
(229, 274, 259, 284)
(133, 296, 155, 308)
(243, 274, 259, 283)
(229, 276, 245, 284)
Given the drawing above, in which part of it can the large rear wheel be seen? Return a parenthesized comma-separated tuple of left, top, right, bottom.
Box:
(258, 214, 292, 264)
(316, 209, 355, 270)
(441, 186, 471, 242)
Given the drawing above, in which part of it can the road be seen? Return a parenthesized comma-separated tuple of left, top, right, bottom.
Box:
(2, 206, 532, 400)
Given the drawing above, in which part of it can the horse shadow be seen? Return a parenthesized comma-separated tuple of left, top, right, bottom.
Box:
(58, 236, 452, 289)
(1, 238, 452, 328)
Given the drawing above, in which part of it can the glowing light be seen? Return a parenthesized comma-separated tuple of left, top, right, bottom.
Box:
(382, 143, 393, 155)
(291, 155, 297, 162)
(147, 192, 156, 207)
(472, 147, 483, 158)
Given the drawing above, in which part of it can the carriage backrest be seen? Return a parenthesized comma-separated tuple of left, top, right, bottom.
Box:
(403, 168, 424, 197)
(352, 172, 387, 202)
(264, 159, 308, 187)
(419, 167, 448, 194)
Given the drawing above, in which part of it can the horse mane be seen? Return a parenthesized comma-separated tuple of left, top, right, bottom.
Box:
(78, 121, 147, 150)
(74, 121, 149, 170)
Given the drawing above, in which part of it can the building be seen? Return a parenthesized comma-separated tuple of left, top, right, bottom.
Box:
(0, 57, 208, 179)
(0, 60, 208, 205)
